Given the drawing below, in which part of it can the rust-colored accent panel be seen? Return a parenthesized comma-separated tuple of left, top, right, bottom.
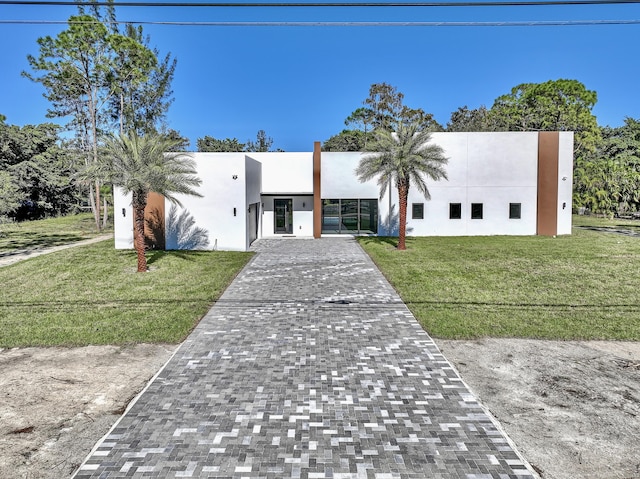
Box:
(144, 192, 166, 249)
(313, 142, 322, 238)
(537, 132, 559, 236)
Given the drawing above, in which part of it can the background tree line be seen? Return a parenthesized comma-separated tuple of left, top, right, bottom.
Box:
(323, 80, 639, 217)
(1, 15, 638, 227)
(9, 0, 179, 228)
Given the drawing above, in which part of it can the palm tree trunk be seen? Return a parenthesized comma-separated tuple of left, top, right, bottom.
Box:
(397, 181, 408, 250)
(133, 192, 148, 272)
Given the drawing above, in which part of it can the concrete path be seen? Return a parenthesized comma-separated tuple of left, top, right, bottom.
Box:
(0, 234, 112, 267)
(74, 238, 534, 479)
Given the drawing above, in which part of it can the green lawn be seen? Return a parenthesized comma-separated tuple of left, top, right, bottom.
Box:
(0, 240, 252, 347)
(359, 222, 640, 340)
(0, 213, 110, 252)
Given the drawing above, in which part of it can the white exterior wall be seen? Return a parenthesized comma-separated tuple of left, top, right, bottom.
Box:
(113, 187, 134, 249)
(168, 153, 248, 251)
(557, 132, 574, 235)
(252, 152, 314, 237)
(322, 133, 544, 237)
(406, 132, 540, 236)
(251, 152, 313, 194)
(321, 152, 392, 235)
(245, 157, 262, 249)
(112, 132, 574, 251)
(261, 195, 314, 237)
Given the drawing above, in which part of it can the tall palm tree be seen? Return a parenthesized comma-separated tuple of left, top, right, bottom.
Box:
(103, 132, 202, 272)
(356, 122, 448, 250)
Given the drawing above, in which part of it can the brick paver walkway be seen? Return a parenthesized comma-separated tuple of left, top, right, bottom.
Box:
(74, 238, 534, 479)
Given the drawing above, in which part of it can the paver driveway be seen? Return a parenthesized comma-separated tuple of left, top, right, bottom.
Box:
(74, 238, 534, 479)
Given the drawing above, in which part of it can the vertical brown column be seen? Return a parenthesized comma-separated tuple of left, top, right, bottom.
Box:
(143, 192, 166, 249)
(313, 141, 322, 239)
(537, 132, 559, 236)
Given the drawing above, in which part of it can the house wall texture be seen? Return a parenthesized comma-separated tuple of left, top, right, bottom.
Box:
(112, 131, 574, 251)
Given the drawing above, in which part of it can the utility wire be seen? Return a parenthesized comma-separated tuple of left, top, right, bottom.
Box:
(1, 0, 640, 7)
(1, 18, 640, 25)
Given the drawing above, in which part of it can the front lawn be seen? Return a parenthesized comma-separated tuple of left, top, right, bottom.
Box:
(0, 240, 252, 347)
(0, 213, 110, 252)
(359, 226, 640, 340)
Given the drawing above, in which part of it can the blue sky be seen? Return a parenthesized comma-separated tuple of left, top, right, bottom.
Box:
(1, 1, 639, 151)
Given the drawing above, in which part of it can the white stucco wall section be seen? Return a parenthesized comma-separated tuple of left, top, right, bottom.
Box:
(252, 152, 314, 237)
(251, 152, 314, 194)
(408, 132, 540, 236)
(167, 153, 250, 251)
(113, 187, 133, 249)
(322, 133, 542, 237)
(557, 132, 574, 235)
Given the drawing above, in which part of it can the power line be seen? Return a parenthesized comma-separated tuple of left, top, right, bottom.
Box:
(1, 0, 640, 7)
(2, 18, 639, 25)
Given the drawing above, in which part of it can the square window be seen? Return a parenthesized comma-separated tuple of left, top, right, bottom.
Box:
(509, 203, 522, 219)
(412, 203, 424, 219)
(471, 203, 483, 219)
(449, 203, 461, 219)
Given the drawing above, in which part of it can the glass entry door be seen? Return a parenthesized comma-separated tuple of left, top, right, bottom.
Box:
(274, 198, 293, 234)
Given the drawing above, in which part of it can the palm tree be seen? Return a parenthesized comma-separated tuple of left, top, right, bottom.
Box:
(103, 132, 202, 272)
(356, 122, 448, 250)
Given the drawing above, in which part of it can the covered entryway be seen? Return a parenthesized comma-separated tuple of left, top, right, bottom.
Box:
(274, 198, 293, 234)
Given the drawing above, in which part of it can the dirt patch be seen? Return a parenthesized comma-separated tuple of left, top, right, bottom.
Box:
(1, 340, 638, 479)
(0, 344, 175, 479)
(437, 339, 640, 479)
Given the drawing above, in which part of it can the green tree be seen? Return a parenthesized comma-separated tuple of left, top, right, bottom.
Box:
(101, 132, 202, 272)
(355, 122, 448, 250)
(399, 106, 443, 132)
(576, 118, 640, 214)
(25, 15, 114, 229)
(109, 23, 176, 135)
(0, 121, 80, 220)
(245, 130, 274, 152)
(164, 129, 191, 152)
(24, 13, 159, 230)
(322, 129, 368, 152)
(364, 82, 405, 131)
(446, 105, 493, 132)
(197, 135, 245, 152)
(327, 83, 441, 150)
(0, 171, 22, 218)
(489, 79, 600, 156)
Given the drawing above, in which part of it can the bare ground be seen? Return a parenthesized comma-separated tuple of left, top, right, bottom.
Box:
(438, 339, 640, 479)
(0, 344, 176, 479)
(0, 340, 638, 479)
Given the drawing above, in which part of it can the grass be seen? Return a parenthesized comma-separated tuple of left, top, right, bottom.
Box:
(359, 220, 640, 340)
(573, 213, 640, 232)
(0, 213, 110, 252)
(0, 240, 252, 347)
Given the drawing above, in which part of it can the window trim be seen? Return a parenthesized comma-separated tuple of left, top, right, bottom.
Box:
(509, 202, 522, 219)
(449, 203, 462, 220)
(412, 203, 424, 220)
(471, 203, 483, 220)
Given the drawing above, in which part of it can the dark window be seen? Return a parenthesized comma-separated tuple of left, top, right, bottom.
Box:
(449, 203, 462, 219)
(412, 203, 424, 219)
(471, 203, 483, 219)
(321, 199, 378, 234)
(509, 203, 522, 219)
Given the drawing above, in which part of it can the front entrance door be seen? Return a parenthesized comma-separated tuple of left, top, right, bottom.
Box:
(274, 198, 293, 234)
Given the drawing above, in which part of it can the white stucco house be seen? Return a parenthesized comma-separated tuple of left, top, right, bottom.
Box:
(113, 131, 574, 252)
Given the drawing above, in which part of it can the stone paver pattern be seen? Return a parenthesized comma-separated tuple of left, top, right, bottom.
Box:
(74, 238, 534, 479)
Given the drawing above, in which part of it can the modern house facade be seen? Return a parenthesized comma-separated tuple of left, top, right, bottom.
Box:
(113, 131, 574, 252)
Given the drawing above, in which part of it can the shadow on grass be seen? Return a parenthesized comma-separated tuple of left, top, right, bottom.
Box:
(358, 236, 398, 249)
(146, 249, 215, 265)
(0, 232, 89, 255)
